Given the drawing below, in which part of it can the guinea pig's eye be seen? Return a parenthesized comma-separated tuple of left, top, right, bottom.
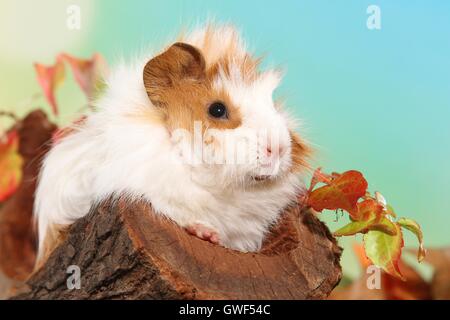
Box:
(208, 102, 228, 119)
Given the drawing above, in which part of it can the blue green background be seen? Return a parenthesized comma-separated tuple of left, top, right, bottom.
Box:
(1, 0, 449, 279)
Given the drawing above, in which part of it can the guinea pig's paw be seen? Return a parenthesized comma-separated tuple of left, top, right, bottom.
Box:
(185, 223, 220, 244)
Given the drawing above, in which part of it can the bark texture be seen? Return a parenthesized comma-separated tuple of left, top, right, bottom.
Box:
(14, 197, 342, 300)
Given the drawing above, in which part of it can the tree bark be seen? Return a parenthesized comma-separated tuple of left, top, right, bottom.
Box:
(14, 197, 342, 300)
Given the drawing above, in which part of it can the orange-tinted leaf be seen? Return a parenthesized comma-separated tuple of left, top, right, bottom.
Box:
(0, 131, 23, 201)
(307, 170, 368, 217)
(381, 259, 431, 300)
(60, 53, 107, 99)
(307, 167, 333, 192)
(353, 243, 372, 269)
(34, 59, 65, 115)
(334, 199, 384, 236)
(363, 222, 405, 280)
(398, 217, 426, 262)
(354, 198, 384, 221)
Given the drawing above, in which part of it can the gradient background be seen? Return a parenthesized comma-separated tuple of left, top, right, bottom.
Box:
(1, 0, 449, 280)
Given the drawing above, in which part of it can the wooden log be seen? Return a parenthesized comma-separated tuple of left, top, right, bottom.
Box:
(14, 197, 342, 299)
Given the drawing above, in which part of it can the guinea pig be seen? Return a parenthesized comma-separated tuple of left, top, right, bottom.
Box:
(34, 24, 310, 264)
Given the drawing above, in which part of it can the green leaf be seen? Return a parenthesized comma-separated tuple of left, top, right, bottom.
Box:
(363, 223, 405, 280)
(397, 217, 426, 262)
(334, 215, 397, 238)
(334, 220, 374, 236)
(369, 216, 398, 235)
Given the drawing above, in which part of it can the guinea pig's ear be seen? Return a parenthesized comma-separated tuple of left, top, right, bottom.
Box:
(143, 42, 206, 106)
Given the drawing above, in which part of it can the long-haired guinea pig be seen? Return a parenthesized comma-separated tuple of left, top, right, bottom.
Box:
(34, 24, 310, 264)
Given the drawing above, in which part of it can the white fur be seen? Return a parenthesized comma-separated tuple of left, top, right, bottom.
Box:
(34, 26, 305, 259)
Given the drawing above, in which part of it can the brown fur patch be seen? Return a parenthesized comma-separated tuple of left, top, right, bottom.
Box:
(144, 42, 242, 134)
(181, 24, 261, 83)
(289, 131, 311, 173)
(206, 54, 261, 84)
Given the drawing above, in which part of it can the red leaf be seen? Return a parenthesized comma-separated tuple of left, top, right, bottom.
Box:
(354, 198, 384, 221)
(307, 167, 333, 193)
(0, 131, 23, 201)
(353, 243, 372, 269)
(307, 170, 368, 217)
(334, 200, 382, 236)
(34, 58, 65, 116)
(60, 53, 107, 99)
(382, 260, 431, 300)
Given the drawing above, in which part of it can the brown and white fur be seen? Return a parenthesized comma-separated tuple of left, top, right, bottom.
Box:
(34, 24, 310, 265)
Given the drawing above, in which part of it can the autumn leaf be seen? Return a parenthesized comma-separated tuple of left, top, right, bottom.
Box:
(0, 131, 23, 201)
(60, 53, 107, 99)
(369, 216, 398, 236)
(334, 199, 383, 236)
(307, 167, 333, 193)
(353, 198, 384, 221)
(330, 243, 431, 300)
(398, 217, 426, 262)
(34, 58, 66, 115)
(307, 170, 368, 217)
(334, 220, 375, 237)
(335, 217, 397, 237)
(307, 167, 424, 281)
(353, 243, 372, 268)
(364, 222, 405, 280)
